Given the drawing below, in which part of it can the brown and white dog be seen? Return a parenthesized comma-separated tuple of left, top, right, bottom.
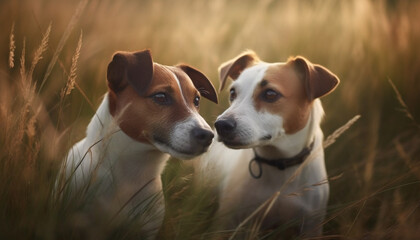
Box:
(201, 50, 339, 237)
(61, 50, 217, 238)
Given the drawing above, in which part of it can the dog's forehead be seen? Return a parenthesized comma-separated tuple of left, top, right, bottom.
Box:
(170, 67, 196, 89)
(152, 63, 178, 85)
(263, 63, 302, 96)
(170, 66, 199, 100)
(152, 64, 197, 94)
(231, 62, 269, 92)
(231, 62, 300, 96)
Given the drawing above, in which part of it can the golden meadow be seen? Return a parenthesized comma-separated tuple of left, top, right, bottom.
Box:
(0, 0, 419, 239)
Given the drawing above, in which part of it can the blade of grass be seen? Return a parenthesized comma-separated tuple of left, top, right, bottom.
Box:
(28, 22, 51, 78)
(323, 115, 361, 149)
(38, 0, 88, 93)
(345, 199, 366, 236)
(61, 30, 83, 98)
(388, 78, 419, 129)
(20, 38, 26, 84)
(9, 22, 16, 68)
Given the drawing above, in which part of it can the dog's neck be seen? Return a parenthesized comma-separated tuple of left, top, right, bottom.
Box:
(85, 94, 170, 181)
(254, 99, 324, 160)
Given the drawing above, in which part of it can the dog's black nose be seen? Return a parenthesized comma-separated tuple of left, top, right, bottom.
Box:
(192, 128, 214, 146)
(215, 118, 237, 137)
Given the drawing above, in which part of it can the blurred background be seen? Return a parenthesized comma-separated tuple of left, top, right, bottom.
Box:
(0, 0, 419, 239)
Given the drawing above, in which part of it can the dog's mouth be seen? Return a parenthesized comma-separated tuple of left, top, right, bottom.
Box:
(218, 134, 273, 149)
(220, 141, 248, 149)
(217, 136, 250, 149)
(153, 137, 208, 159)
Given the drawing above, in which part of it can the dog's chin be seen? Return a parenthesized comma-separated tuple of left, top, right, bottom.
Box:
(153, 139, 208, 160)
(218, 138, 253, 149)
(218, 135, 273, 149)
(171, 146, 210, 160)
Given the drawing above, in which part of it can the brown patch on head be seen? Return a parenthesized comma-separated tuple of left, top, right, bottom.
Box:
(109, 64, 200, 143)
(253, 63, 312, 134)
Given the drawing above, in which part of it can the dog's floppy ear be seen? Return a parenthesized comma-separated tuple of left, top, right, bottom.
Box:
(178, 64, 218, 103)
(289, 56, 339, 101)
(107, 49, 154, 96)
(218, 50, 260, 91)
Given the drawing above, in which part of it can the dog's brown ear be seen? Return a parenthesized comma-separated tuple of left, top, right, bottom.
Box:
(107, 49, 154, 96)
(218, 50, 260, 91)
(178, 64, 218, 103)
(289, 56, 339, 101)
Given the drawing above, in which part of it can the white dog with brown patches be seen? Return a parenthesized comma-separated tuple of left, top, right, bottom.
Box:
(61, 50, 217, 238)
(201, 50, 339, 237)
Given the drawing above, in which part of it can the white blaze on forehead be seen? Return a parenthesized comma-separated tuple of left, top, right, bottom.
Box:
(229, 63, 269, 108)
(170, 71, 189, 107)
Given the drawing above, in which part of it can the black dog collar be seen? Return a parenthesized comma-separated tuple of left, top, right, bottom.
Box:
(249, 140, 315, 179)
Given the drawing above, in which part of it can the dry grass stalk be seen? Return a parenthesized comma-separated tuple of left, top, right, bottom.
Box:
(18, 36, 36, 111)
(323, 115, 361, 149)
(18, 35, 35, 106)
(363, 110, 379, 187)
(7, 38, 27, 158)
(285, 173, 344, 199)
(20, 38, 26, 83)
(346, 200, 366, 236)
(283, 145, 324, 189)
(28, 23, 51, 78)
(26, 106, 42, 138)
(9, 22, 16, 68)
(61, 31, 83, 98)
(388, 79, 419, 129)
(39, 0, 88, 92)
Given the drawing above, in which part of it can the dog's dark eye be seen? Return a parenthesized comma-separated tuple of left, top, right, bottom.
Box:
(229, 88, 237, 102)
(152, 92, 172, 105)
(193, 96, 200, 107)
(261, 89, 281, 103)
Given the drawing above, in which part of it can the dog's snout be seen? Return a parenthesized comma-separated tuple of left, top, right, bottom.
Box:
(215, 118, 237, 137)
(191, 128, 214, 146)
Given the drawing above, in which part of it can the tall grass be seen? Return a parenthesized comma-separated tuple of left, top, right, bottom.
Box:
(0, 0, 419, 239)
